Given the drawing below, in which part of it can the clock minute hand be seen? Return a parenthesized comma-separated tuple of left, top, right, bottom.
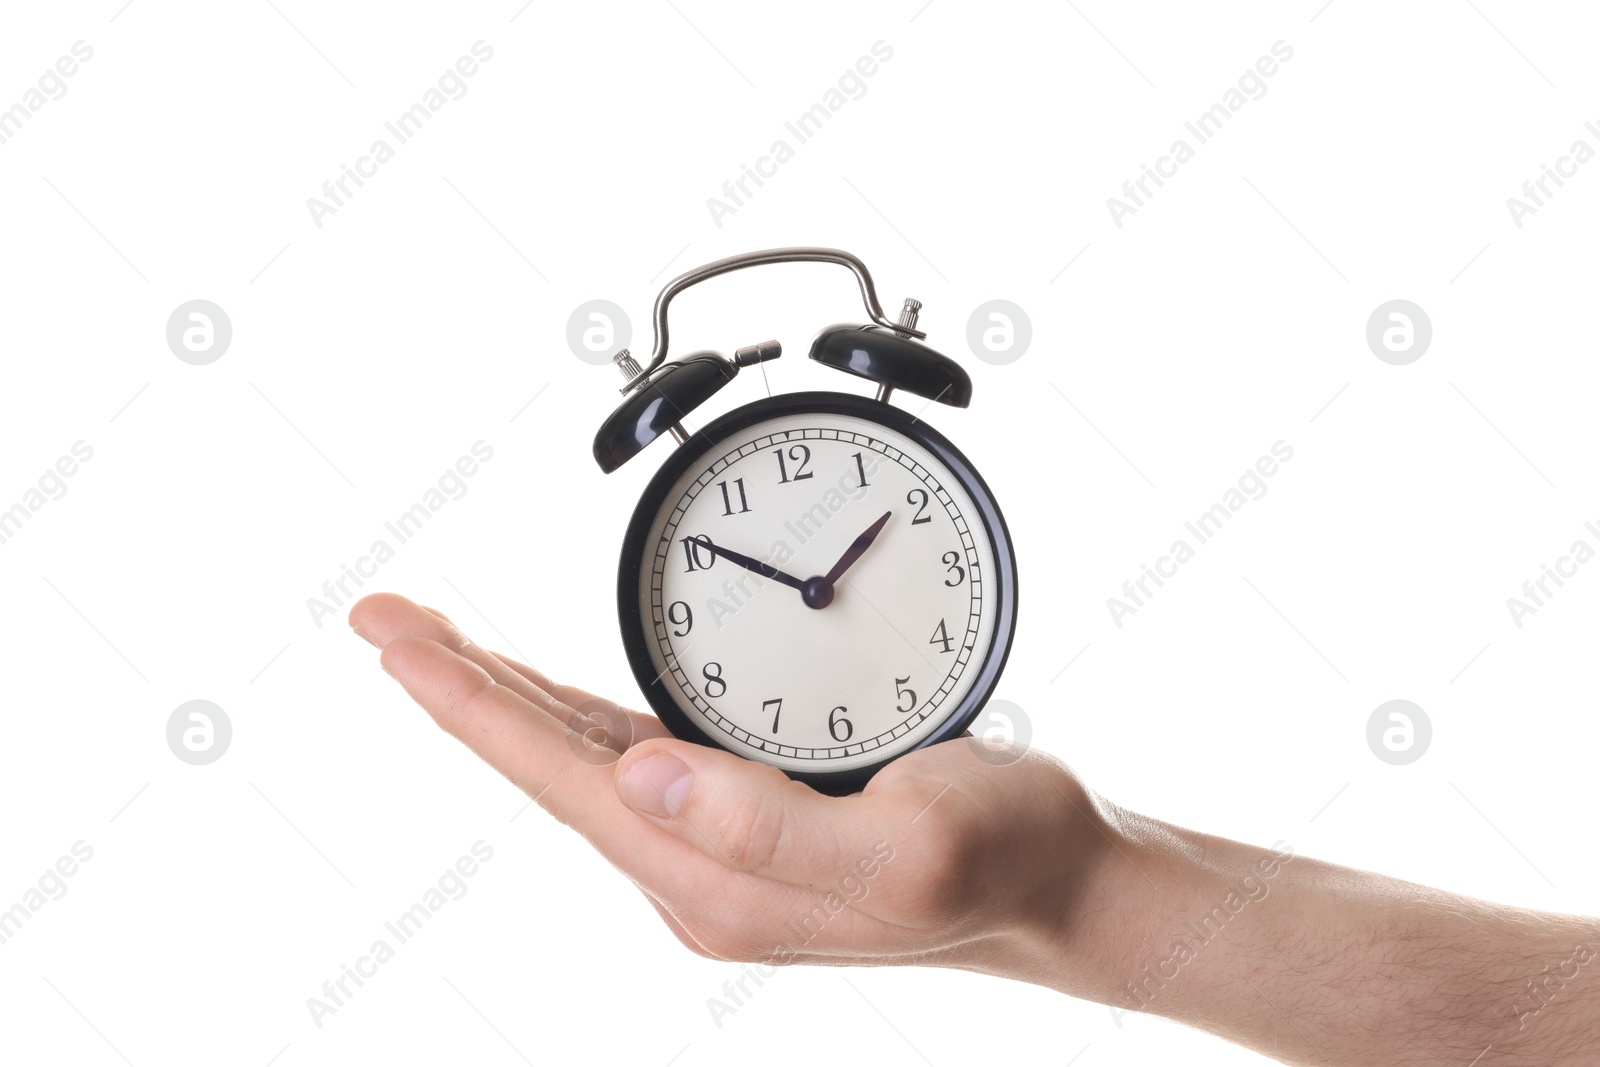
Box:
(693, 536, 806, 591)
(823, 510, 894, 586)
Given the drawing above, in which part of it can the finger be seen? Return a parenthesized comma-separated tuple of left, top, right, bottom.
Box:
(353, 593, 661, 755)
(625, 854, 909, 962)
(380, 636, 750, 910)
(492, 655, 671, 747)
(479, 648, 641, 735)
(353, 593, 603, 739)
(380, 637, 571, 793)
(481, 649, 558, 693)
(381, 635, 646, 841)
(632, 883, 721, 958)
(613, 737, 906, 891)
(367, 596, 622, 728)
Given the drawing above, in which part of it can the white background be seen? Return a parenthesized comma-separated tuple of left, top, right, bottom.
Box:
(1, 2, 1596, 1065)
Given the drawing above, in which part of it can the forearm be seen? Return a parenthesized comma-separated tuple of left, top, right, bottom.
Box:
(1044, 799, 1600, 1065)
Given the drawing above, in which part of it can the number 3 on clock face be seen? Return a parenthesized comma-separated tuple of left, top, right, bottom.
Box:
(617, 391, 1019, 796)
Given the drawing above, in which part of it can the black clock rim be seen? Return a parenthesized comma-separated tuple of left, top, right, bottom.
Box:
(615, 390, 1019, 797)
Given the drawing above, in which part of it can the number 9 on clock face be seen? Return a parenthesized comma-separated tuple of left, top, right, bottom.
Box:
(617, 392, 1018, 795)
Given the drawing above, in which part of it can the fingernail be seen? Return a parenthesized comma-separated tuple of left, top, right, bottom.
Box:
(618, 754, 692, 818)
(353, 626, 379, 649)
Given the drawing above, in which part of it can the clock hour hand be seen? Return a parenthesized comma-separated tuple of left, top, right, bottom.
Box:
(823, 510, 893, 586)
(691, 536, 806, 591)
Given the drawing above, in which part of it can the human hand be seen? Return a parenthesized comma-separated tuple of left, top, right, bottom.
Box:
(349, 593, 1600, 1066)
(347, 592, 1121, 983)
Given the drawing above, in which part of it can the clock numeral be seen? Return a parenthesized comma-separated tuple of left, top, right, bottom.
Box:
(941, 550, 966, 587)
(828, 705, 853, 742)
(701, 661, 727, 698)
(763, 697, 783, 734)
(895, 676, 917, 714)
(717, 477, 751, 516)
(666, 600, 693, 637)
(907, 488, 932, 525)
(929, 619, 955, 654)
(852, 451, 871, 488)
(680, 534, 716, 572)
(773, 444, 813, 483)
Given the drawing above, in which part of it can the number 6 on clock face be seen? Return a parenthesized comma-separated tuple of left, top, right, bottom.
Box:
(617, 391, 1019, 796)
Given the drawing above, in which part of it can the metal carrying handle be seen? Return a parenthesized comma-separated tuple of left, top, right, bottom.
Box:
(616, 247, 925, 394)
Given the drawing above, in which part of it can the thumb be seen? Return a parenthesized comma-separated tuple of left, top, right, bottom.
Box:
(614, 738, 890, 887)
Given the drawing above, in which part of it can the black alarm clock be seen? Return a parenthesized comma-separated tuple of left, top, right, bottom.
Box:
(592, 248, 1017, 795)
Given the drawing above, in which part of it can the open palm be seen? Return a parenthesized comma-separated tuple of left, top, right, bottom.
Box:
(350, 593, 1107, 980)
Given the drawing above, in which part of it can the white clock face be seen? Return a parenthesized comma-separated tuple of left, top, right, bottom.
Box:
(636, 409, 1003, 775)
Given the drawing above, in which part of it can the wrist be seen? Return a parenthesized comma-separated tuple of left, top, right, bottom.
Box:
(1001, 775, 1288, 1013)
(1030, 792, 1191, 1004)
(978, 760, 1177, 1001)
